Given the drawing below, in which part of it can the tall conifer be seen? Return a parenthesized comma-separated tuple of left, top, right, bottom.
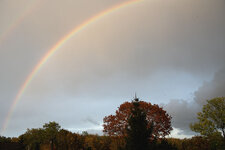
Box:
(125, 96, 153, 150)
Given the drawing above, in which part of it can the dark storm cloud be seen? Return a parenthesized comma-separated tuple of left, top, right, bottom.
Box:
(164, 67, 225, 134)
(194, 68, 225, 105)
(164, 100, 198, 134)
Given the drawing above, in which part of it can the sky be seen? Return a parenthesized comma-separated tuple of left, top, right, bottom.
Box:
(0, 0, 225, 138)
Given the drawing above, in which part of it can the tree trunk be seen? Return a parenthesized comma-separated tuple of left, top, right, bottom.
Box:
(51, 139, 54, 150)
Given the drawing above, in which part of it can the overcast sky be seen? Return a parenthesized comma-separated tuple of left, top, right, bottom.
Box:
(0, 0, 225, 138)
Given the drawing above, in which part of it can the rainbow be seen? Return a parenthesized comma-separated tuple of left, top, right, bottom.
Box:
(1, 0, 144, 134)
(0, 0, 43, 46)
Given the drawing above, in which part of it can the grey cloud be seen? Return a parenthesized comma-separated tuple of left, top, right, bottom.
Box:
(164, 99, 199, 133)
(194, 68, 225, 105)
(27, 0, 225, 98)
(84, 117, 100, 126)
(164, 67, 225, 135)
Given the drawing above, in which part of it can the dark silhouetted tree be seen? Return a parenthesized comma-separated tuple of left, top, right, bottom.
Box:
(125, 97, 153, 150)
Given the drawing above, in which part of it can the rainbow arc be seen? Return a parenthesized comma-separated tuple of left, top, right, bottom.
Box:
(1, 0, 144, 134)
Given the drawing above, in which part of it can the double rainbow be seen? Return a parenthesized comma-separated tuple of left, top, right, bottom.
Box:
(1, 0, 144, 134)
(0, 0, 44, 46)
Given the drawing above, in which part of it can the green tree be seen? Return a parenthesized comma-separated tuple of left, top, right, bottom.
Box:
(56, 129, 70, 150)
(125, 97, 153, 150)
(0, 136, 12, 143)
(57, 129, 84, 150)
(190, 97, 225, 141)
(43, 121, 61, 150)
(19, 128, 44, 150)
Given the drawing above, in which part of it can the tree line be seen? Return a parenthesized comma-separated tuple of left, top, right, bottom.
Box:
(0, 97, 224, 150)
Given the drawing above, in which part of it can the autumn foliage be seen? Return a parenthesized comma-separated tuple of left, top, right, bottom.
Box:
(103, 101, 172, 138)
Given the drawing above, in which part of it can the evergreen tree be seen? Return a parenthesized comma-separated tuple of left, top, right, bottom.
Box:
(125, 97, 153, 150)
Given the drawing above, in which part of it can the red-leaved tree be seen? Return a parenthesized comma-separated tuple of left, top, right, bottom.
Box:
(103, 101, 172, 138)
